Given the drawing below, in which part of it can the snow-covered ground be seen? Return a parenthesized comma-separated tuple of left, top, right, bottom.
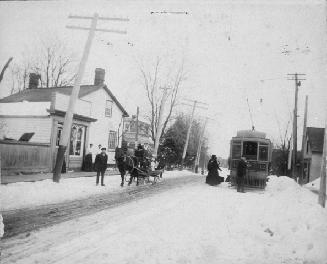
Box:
(2, 174, 327, 264)
(0, 170, 198, 211)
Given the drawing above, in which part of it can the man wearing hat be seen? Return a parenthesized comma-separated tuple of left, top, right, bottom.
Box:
(94, 147, 108, 186)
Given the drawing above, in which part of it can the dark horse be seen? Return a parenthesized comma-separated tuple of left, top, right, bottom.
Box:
(115, 147, 148, 186)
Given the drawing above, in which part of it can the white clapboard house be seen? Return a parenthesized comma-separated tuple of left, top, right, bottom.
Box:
(0, 68, 128, 174)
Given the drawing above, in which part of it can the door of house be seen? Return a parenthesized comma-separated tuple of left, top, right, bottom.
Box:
(68, 124, 86, 170)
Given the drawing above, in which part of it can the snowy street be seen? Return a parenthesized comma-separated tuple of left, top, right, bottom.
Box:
(2, 174, 327, 264)
(1, 172, 203, 238)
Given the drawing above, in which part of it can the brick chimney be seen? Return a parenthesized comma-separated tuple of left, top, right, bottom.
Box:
(94, 68, 105, 86)
(28, 73, 40, 89)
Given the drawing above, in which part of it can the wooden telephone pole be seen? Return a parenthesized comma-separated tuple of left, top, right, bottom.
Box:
(318, 111, 327, 208)
(287, 73, 306, 181)
(53, 13, 128, 182)
(194, 118, 208, 173)
(180, 99, 208, 168)
(300, 95, 308, 185)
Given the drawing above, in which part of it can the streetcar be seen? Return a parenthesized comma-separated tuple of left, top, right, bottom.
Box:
(229, 130, 272, 188)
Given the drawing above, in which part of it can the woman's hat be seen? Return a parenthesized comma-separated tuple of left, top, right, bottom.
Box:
(101, 147, 107, 150)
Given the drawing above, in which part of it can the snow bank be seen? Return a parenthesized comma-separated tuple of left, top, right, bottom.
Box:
(263, 175, 327, 263)
(0, 170, 197, 211)
(3, 175, 327, 264)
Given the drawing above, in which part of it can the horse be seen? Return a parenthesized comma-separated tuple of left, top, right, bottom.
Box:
(115, 147, 148, 186)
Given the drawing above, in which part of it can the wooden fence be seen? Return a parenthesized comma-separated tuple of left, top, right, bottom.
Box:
(0, 140, 51, 176)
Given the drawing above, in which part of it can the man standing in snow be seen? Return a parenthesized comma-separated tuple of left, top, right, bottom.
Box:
(236, 156, 247, 192)
(94, 147, 108, 186)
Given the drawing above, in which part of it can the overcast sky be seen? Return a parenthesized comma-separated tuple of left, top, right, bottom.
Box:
(0, 0, 326, 158)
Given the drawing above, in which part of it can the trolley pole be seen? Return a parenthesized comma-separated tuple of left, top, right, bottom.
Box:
(287, 73, 306, 181)
(53, 13, 128, 182)
(300, 95, 308, 185)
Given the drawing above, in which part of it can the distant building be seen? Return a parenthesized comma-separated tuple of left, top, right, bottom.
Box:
(303, 127, 325, 183)
(122, 117, 153, 151)
(0, 68, 128, 175)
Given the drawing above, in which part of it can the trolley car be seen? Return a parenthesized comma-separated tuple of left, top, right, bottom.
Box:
(229, 130, 272, 188)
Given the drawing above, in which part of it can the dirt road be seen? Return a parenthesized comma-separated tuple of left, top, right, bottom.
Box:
(2, 174, 203, 240)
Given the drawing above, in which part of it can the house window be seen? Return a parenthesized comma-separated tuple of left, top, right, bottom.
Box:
(108, 130, 117, 149)
(124, 123, 130, 132)
(69, 124, 85, 156)
(105, 100, 113, 117)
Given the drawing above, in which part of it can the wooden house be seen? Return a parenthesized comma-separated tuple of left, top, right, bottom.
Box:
(303, 127, 325, 183)
(0, 68, 128, 175)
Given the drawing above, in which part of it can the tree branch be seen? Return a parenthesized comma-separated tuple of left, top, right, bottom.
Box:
(0, 57, 13, 84)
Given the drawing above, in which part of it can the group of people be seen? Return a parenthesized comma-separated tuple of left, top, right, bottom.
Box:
(205, 154, 247, 193)
(86, 143, 248, 191)
(84, 143, 161, 187)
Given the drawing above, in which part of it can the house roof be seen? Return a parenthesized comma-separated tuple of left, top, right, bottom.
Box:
(307, 127, 325, 153)
(0, 85, 129, 117)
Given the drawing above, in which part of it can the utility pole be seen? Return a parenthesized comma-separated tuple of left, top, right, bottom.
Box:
(135, 106, 139, 147)
(318, 111, 327, 208)
(194, 118, 208, 173)
(287, 73, 306, 181)
(180, 99, 208, 168)
(300, 95, 308, 185)
(153, 87, 171, 159)
(53, 13, 128, 182)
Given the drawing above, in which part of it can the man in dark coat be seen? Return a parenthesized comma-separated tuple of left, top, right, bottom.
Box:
(94, 147, 108, 186)
(206, 155, 223, 186)
(236, 157, 247, 192)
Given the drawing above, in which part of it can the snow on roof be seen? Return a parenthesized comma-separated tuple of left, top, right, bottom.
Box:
(236, 130, 267, 139)
(0, 84, 129, 117)
(0, 101, 51, 116)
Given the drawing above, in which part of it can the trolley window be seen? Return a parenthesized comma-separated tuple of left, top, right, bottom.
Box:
(242, 141, 258, 160)
(259, 145, 268, 161)
(232, 141, 241, 159)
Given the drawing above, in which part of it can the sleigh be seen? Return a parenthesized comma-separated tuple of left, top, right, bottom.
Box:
(127, 167, 164, 185)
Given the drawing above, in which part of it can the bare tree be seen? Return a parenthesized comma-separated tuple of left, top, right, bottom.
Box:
(9, 62, 29, 94)
(8, 37, 76, 94)
(140, 57, 186, 144)
(0, 57, 13, 84)
(33, 39, 76, 88)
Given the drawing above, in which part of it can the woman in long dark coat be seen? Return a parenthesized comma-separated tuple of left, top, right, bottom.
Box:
(206, 155, 223, 186)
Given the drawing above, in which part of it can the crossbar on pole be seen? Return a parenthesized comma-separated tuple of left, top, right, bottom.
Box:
(69, 15, 129, 22)
(66, 25, 127, 34)
(183, 98, 208, 105)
